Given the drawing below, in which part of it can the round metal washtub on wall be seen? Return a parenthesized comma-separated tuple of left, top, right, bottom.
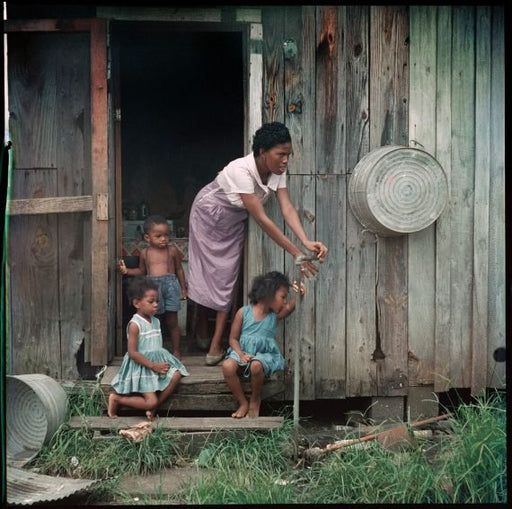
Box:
(348, 145, 448, 236)
(7, 374, 68, 466)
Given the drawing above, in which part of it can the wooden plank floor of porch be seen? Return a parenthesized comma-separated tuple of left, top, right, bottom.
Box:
(97, 354, 285, 432)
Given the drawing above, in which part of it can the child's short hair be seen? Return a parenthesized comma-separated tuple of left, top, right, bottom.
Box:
(126, 276, 158, 302)
(248, 271, 290, 304)
(143, 214, 168, 234)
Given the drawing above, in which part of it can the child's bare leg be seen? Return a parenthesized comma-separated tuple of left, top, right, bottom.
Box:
(247, 361, 264, 418)
(156, 370, 182, 408)
(165, 311, 182, 359)
(108, 392, 120, 418)
(108, 391, 158, 418)
(222, 358, 248, 418)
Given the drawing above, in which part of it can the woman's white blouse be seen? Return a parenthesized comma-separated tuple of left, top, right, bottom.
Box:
(215, 153, 287, 208)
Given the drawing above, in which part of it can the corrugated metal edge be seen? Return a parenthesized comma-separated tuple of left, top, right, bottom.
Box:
(7, 467, 99, 506)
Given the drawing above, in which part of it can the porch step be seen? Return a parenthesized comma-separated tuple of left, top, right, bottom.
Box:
(99, 354, 285, 412)
(68, 415, 284, 432)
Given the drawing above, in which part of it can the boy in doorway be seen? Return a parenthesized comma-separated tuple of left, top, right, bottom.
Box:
(119, 215, 187, 359)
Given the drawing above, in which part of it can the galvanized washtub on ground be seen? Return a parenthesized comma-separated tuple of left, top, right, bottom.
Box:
(6, 374, 68, 467)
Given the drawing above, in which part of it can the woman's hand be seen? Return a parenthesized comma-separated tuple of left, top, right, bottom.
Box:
(303, 240, 328, 262)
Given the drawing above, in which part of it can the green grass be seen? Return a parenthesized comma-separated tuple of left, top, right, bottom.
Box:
(29, 391, 507, 505)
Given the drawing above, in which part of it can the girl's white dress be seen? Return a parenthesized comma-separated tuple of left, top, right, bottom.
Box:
(111, 314, 189, 394)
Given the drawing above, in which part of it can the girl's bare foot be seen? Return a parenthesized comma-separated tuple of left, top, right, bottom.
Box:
(247, 398, 261, 418)
(146, 410, 155, 421)
(231, 402, 249, 418)
(108, 393, 119, 418)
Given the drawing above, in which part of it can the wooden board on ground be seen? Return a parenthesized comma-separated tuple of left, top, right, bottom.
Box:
(69, 415, 284, 432)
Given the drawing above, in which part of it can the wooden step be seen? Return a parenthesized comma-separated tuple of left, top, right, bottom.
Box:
(98, 354, 285, 412)
(69, 415, 284, 432)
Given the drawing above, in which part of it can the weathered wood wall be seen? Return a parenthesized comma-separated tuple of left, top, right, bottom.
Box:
(409, 5, 505, 395)
(248, 5, 505, 400)
(8, 32, 92, 379)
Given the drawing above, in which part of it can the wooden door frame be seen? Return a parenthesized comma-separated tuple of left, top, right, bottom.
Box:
(106, 8, 263, 353)
(5, 19, 109, 365)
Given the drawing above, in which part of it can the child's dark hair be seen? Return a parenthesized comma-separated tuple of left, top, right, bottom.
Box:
(143, 214, 168, 234)
(248, 271, 290, 304)
(126, 276, 158, 303)
(252, 122, 291, 157)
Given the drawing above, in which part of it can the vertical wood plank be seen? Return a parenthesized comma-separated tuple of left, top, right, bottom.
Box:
(281, 6, 319, 399)
(315, 175, 346, 398)
(345, 5, 370, 171)
(449, 6, 475, 388)
(434, 6, 452, 392)
(8, 32, 61, 377)
(407, 6, 437, 386)
(284, 5, 315, 176)
(471, 6, 491, 395)
(345, 5, 376, 397)
(9, 171, 61, 377)
(487, 6, 506, 388)
(312, 5, 347, 398)
(55, 33, 91, 379)
(90, 19, 109, 365)
(369, 5, 409, 397)
(285, 175, 316, 400)
(315, 5, 346, 175)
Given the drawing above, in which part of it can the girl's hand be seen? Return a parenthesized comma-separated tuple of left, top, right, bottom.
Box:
(180, 289, 187, 300)
(118, 259, 128, 275)
(303, 240, 328, 262)
(292, 280, 306, 296)
(152, 362, 170, 375)
(240, 352, 253, 364)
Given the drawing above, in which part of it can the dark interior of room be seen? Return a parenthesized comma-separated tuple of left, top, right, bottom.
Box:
(113, 23, 244, 235)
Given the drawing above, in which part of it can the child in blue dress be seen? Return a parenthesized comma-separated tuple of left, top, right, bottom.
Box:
(108, 277, 189, 420)
(223, 271, 304, 418)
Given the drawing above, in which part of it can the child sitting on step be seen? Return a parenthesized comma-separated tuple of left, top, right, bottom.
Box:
(108, 277, 189, 420)
(223, 271, 305, 418)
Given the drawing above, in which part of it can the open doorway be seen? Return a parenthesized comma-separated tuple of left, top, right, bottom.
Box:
(111, 22, 245, 355)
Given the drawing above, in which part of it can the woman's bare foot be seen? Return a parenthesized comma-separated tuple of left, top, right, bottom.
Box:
(145, 410, 155, 421)
(247, 398, 261, 418)
(108, 393, 119, 418)
(231, 402, 249, 418)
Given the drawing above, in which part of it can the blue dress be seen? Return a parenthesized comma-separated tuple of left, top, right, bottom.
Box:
(111, 314, 189, 394)
(225, 305, 285, 377)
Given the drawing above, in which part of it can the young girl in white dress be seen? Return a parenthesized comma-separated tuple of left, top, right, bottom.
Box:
(108, 277, 189, 420)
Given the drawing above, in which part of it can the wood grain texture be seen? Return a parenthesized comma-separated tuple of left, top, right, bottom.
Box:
(407, 6, 437, 385)
(487, 6, 505, 389)
(471, 6, 491, 395)
(449, 6, 475, 388)
(315, 175, 346, 397)
(90, 19, 109, 365)
(433, 6, 453, 392)
(369, 5, 409, 397)
(345, 5, 376, 397)
(315, 5, 346, 175)
(284, 175, 316, 400)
